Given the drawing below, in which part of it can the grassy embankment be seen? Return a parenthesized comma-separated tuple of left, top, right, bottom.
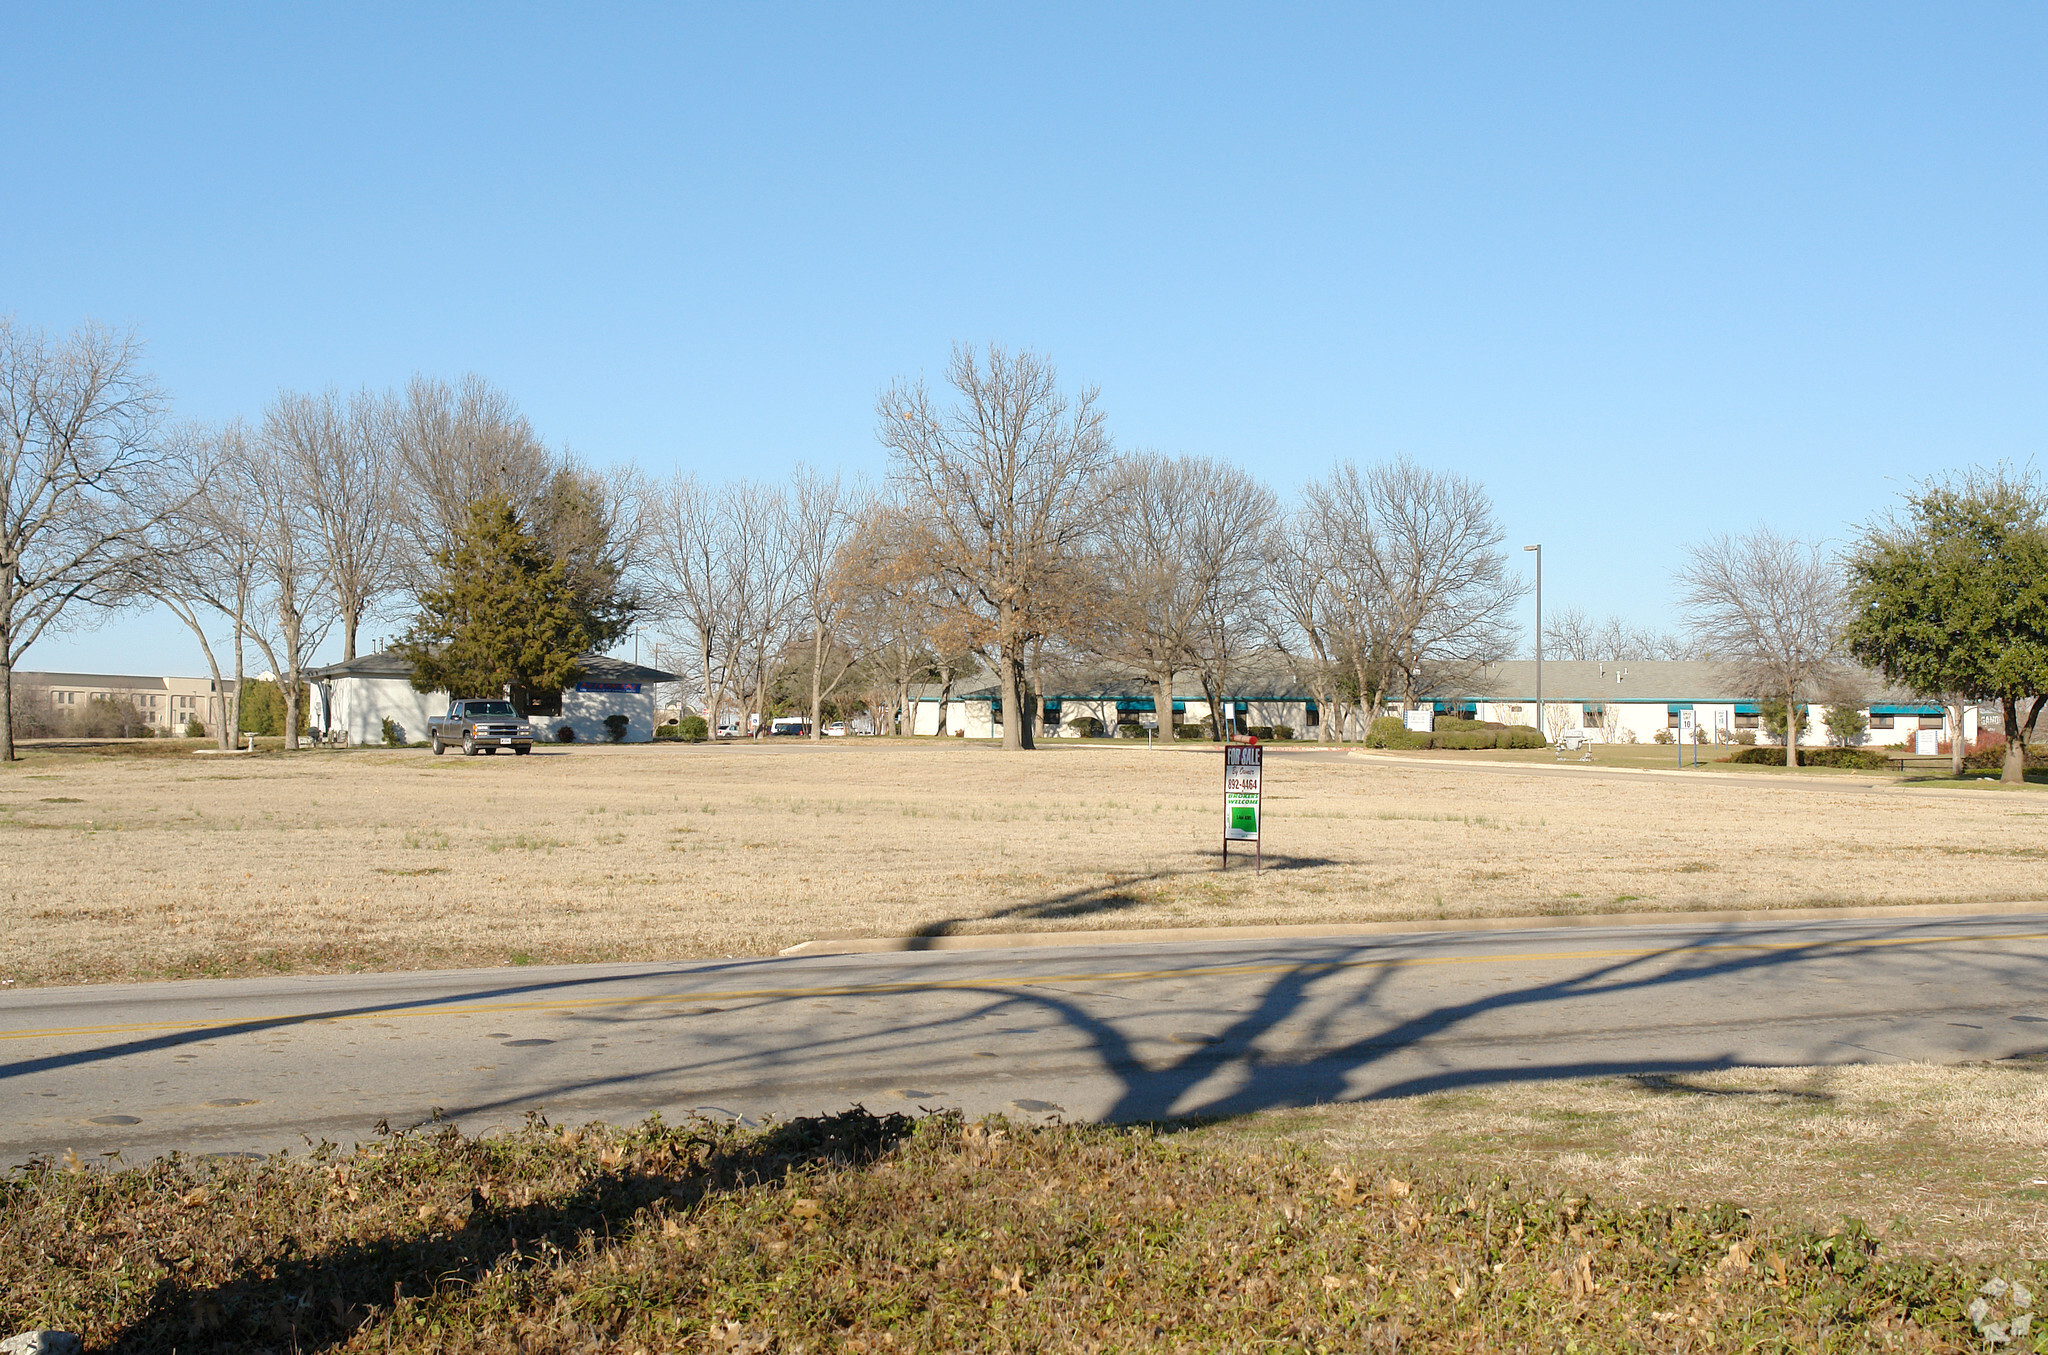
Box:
(8, 1091, 2042, 1353)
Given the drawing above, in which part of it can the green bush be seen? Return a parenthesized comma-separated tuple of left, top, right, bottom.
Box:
(381, 717, 404, 747)
(1068, 716, 1104, 738)
(604, 714, 630, 743)
(1435, 716, 1488, 733)
(1270, 725, 1294, 741)
(1367, 716, 1413, 748)
(556, 725, 577, 743)
(1174, 724, 1208, 740)
(1434, 731, 1498, 750)
(1115, 721, 1145, 739)
(1962, 741, 2047, 770)
(1498, 724, 1547, 749)
(1725, 746, 1892, 769)
(184, 718, 206, 738)
(677, 714, 708, 743)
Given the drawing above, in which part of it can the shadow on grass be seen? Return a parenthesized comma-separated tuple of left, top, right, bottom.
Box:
(906, 854, 1343, 942)
(100, 1107, 914, 1354)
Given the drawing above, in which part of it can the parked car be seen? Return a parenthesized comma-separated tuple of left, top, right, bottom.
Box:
(824, 721, 848, 737)
(427, 700, 534, 756)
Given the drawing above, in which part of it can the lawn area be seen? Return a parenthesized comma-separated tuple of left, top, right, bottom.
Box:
(2, 737, 2045, 987)
(7, 1074, 2041, 1353)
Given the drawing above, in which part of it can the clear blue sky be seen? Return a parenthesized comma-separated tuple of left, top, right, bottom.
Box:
(8, 4, 2044, 674)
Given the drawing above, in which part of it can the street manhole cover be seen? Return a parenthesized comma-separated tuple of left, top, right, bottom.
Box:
(89, 1115, 141, 1126)
(502, 1038, 555, 1047)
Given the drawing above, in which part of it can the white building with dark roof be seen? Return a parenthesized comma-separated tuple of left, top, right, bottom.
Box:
(304, 650, 679, 745)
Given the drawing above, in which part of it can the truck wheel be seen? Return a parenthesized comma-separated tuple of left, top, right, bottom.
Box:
(431, 737, 444, 756)
(463, 735, 477, 756)
(513, 746, 530, 756)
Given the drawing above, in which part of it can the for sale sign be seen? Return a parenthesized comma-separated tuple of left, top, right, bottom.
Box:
(1224, 744, 1262, 841)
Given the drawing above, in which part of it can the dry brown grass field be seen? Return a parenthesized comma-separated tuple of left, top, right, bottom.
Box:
(1, 739, 2043, 987)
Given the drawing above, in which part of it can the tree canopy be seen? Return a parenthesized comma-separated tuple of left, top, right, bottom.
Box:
(396, 497, 589, 701)
(1844, 467, 2048, 783)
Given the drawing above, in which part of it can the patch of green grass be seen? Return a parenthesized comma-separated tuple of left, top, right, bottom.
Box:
(0, 1110, 2028, 1352)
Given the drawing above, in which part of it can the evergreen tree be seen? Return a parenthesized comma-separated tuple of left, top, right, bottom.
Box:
(397, 497, 589, 700)
(1844, 468, 2048, 784)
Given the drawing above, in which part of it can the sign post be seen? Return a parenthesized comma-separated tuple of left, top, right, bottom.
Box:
(1223, 742, 1262, 872)
(1678, 708, 1697, 767)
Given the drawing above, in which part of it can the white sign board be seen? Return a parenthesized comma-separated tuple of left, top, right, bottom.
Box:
(1914, 729, 1940, 756)
(1223, 744, 1262, 841)
(1403, 709, 1434, 733)
(1679, 708, 1697, 742)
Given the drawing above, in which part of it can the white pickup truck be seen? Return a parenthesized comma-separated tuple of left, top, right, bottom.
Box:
(427, 700, 534, 756)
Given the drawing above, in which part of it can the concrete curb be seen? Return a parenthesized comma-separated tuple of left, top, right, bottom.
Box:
(776, 899, 2048, 957)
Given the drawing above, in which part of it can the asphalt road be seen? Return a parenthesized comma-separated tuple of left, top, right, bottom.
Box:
(6, 912, 2047, 1168)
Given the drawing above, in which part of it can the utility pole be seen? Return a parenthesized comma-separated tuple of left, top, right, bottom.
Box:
(1523, 544, 1543, 737)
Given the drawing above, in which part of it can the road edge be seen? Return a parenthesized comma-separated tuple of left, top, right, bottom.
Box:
(777, 898, 2048, 956)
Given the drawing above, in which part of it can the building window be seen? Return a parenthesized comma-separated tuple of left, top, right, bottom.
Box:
(1869, 714, 1893, 730)
(1734, 713, 1760, 730)
(1917, 714, 1944, 730)
(519, 688, 563, 718)
(1668, 711, 1682, 729)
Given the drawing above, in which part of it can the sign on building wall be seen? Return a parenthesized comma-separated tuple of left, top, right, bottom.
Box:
(1224, 743, 1262, 869)
(575, 681, 642, 694)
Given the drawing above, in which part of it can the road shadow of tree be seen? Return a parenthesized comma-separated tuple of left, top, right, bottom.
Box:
(99, 1106, 914, 1354)
(907, 853, 1341, 942)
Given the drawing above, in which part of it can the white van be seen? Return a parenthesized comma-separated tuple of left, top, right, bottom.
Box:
(769, 716, 811, 737)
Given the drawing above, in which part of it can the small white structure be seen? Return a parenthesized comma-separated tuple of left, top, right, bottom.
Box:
(305, 651, 677, 746)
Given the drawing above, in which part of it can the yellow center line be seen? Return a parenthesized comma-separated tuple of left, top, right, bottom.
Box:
(7, 929, 2045, 1044)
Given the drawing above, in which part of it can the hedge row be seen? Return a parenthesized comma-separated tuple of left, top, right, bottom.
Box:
(1725, 746, 1891, 769)
(1367, 716, 1546, 750)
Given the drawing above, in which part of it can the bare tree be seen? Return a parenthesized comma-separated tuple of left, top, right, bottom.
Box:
(389, 374, 556, 588)
(1085, 453, 1276, 744)
(786, 466, 870, 740)
(1675, 527, 1844, 768)
(1263, 504, 1366, 743)
(719, 480, 797, 738)
(877, 345, 1112, 751)
(0, 319, 183, 761)
(145, 422, 260, 749)
(264, 387, 400, 661)
(644, 472, 733, 731)
(246, 393, 341, 748)
(1365, 459, 1526, 704)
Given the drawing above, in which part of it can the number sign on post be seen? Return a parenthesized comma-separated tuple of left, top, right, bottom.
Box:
(1223, 743, 1262, 871)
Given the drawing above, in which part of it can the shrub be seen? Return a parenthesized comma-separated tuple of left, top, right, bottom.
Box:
(1271, 725, 1294, 741)
(1435, 731, 1496, 750)
(1653, 729, 1674, 745)
(1068, 716, 1104, 738)
(604, 714, 630, 743)
(1174, 724, 1208, 740)
(1491, 724, 1545, 749)
(1963, 742, 2047, 771)
(1115, 721, 1145, 739)
(184, 718, 206, 738)
(1367, 716, 1413, 749)
(1725, 746, 1892, 769)
(556, 725, 577, 743)
(380, 717, 404, 747)
(678, 714, 708, 743)
(1247, 725, 1274, 740)
(1736, 730, 1756, 746)
(1435, 716, 1488, 732)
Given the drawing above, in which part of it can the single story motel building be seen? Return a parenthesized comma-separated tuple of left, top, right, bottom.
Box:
(305, 651, 678, 745)
(922, 659, 1972, 748)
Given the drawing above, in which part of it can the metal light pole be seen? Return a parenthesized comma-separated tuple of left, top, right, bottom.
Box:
(1523, 544, 1542, 737)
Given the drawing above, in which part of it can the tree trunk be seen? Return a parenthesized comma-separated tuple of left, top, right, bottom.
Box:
(699, 635, 714, 736)
(284, 665, 302, 751)
(1001, 644, 1033, 751)
(2004, 696, 2026, 785)
(1950, 700, 1967, 778)
(1784, 690, 1799, 769)
(342, 611, 358, 662)
(935, 662, 954, 737)
(809, 626, 825, 741)
(0, 641, 14, 764)
(1156, 673, 1175, 747)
